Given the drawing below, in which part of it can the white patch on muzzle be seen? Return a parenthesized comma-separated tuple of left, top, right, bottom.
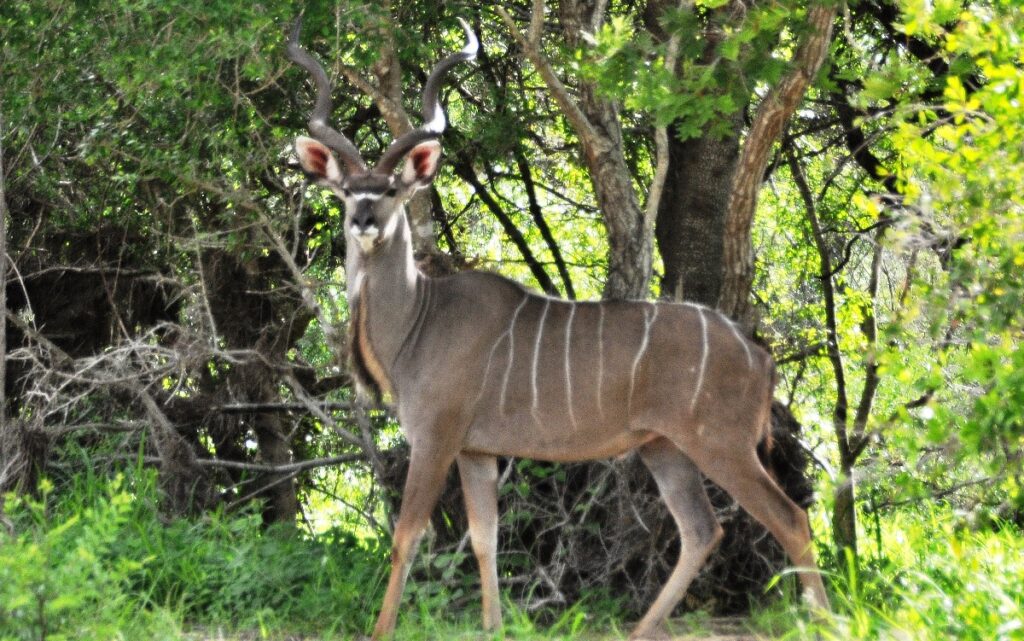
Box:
(353, 224, 379, 252)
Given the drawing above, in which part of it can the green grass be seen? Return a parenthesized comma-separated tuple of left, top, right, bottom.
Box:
(0, 471, 387, 641)
(750, 507, 1024, 641)
(2, 471, 1022, 641)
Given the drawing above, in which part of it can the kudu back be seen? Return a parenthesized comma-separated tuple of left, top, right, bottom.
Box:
(286, 18, 829, 640)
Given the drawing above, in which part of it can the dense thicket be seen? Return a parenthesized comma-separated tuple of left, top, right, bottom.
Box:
(1, 0, 1021, 620)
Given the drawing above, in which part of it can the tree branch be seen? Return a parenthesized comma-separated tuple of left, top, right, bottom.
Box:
(643, 0, 688, 231)
(496, 6, 605, 155)
(451, 155, 559, 296)
(851, 230, 884, 448)
(514, 149, 576, 299)
(187, 453, 363, 474)
(718, 2, 837, 325)
(0, 111, 8, 427)
(789, 149, 850, 464)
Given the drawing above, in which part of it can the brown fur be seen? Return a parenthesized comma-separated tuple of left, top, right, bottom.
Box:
(349, 287, 392, 401)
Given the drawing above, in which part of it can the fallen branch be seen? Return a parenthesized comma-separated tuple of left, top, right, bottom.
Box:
(142, 453, 365, 474)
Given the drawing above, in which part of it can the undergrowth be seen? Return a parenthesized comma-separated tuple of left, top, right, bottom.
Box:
(752, 506, 1024, 641)
(0, 469, 386, 640)
(2, 470, 1022, 640)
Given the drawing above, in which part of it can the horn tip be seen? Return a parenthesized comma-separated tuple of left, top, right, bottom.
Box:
(456, 17, 479, 58)
(290, 15, 303, 41)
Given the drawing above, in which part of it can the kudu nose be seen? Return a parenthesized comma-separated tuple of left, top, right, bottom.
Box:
(352, 210, 377, 231)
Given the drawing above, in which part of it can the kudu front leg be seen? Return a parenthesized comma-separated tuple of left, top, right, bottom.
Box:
(457, 453, 502, 631)
(371, 448, 455, 640)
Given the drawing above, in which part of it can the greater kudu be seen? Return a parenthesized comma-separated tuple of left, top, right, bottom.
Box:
(287, 18, 829, 640)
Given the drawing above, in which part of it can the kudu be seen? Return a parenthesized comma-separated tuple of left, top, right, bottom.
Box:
(287, 18, 829, 640)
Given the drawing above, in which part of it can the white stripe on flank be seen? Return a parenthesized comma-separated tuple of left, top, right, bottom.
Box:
(530, 299, 550, 422)
(499, 295, 530, 415)
(726, 319, 754, 369)
(596, 304, 605, 418)
(628, 304, 658, 415)
(564, 304, 578, 431)
(691, 308, 709, 412)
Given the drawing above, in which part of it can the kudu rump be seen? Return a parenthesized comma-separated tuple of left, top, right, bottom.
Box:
(287, 18, 829, 640)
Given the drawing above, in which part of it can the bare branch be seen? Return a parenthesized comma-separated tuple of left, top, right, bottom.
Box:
(643, 0, 689, 230)
(851, 231, 884, 448)
(215, 400, 353, 413)
(282, 372, 364, 451)
(189, 453, 363, 474)
(496, 6, 605, 154)
(788, 149, 849, 464)
(513, 149, 576, 299)
(451, 155, 560, 295)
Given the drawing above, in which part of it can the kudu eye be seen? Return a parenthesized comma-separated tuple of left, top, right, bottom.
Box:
(385, 187, 397, 197)
(341, 187, 352, 197)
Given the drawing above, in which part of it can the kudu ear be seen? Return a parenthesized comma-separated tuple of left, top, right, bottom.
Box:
(400, 140, 442, 190)
(295, 136, 343, 185)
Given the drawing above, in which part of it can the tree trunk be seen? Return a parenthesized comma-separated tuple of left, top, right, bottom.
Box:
(560, 1, 653, 300)
(656, 117, 743, 305)
(832, 462, 858, 558)
(718, 2, 837, 328)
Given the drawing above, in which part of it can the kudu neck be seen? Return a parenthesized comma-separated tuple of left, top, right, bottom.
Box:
(347, 212, 425, 381)
(351, 214, 419, 292)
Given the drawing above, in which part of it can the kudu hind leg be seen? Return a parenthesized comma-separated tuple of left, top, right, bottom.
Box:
(457, 453, 502, 631)
(689, 446, 830, 610)
(631, 438, 723, 640)
(371, 449, 455, 640)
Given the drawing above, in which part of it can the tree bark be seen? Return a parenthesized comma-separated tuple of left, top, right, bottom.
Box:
(646, 0, 745, 306)
(499, 1, 653, 300)
(718, 2, 837, 328)
(656, 116, 744, 305)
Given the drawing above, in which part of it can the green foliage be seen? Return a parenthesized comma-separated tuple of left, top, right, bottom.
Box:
(582, 0, 801, 139)
(882, 4, 1024, 509)
(4, 478, 1022, 640)
(756, 507, 1024, 641)
(0, 477, 179, 641)
(0, 470, 388, 639)
(126, 510, 385, 633)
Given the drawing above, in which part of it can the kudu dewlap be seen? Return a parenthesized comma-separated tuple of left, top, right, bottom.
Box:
(286, 16, 829, 640)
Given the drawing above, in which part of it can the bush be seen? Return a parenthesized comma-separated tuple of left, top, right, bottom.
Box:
(0, 476, 178, 641)
(0, 470, 389, 640)
(757, 506, 1024, 641)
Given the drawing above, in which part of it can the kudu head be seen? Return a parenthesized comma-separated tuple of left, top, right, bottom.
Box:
(287, 18, 477, 255)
